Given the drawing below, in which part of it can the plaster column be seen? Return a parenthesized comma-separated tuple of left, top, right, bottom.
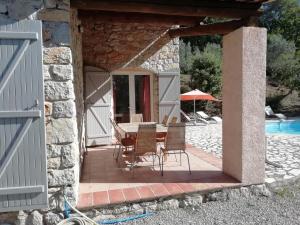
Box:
(222, 27, 267, 184)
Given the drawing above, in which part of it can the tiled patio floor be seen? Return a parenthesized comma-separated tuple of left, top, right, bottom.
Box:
(77, 144, 241, 209)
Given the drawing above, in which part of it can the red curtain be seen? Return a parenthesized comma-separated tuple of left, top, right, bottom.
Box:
(143, 76, 151, 121)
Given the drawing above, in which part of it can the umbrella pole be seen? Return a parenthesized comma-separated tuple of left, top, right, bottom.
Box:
(194, 98, 196, 121)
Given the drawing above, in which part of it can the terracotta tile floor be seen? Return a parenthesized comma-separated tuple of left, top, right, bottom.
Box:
(77, 144, 240, 209)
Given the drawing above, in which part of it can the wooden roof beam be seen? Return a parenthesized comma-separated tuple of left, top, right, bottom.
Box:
(72, 0, 262, 19)
(78, 11, 205, 26)
(168, 19, 248, 38)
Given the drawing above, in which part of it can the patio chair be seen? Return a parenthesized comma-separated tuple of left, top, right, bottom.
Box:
(110, 118, 135, 162)
(196, 111, 222, 124)
(265, 106, 287, 120)
(156, 115, 170, 143)
(130, 114, 143, 123)
(129, 124, 160, 173)
(169, 116, 178, 124)
(161, 115, 169, 126)
(160, 123, 191, 176)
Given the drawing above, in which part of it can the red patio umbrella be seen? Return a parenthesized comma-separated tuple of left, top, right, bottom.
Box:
(180, 89, 218, 118)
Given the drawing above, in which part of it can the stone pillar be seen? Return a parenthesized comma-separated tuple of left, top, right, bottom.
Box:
(39, 0, 82, 212)
(222, 27, 267, 184)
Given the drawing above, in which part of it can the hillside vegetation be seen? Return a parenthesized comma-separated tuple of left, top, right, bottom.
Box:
(180, 0, 300, 116)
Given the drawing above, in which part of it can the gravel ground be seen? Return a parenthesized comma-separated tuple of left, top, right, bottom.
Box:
(124, 182, 300, 225)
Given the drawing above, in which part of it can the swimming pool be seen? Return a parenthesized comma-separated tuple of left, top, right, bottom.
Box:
(266, 119, 300, 135)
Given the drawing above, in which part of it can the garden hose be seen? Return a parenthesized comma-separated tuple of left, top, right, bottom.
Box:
(57, 195, 154, 225)
(57, 196, 98, 225)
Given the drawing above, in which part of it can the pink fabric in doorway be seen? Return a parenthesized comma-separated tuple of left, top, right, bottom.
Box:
(143, 76, 151, 121)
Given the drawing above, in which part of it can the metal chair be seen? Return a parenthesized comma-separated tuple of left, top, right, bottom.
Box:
(161, 115, 169, 126)
(160, 123, 191, 176)
(110, 118, 135, 162)
(156, 115, 170, 144)
(169, 116, 178, 124)
(129, 124, 160, 173)
(130, 114, 143, 123)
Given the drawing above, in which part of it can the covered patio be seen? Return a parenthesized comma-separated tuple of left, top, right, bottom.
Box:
(78, 144, 239, 209)
(0, 0, 269, 219)
(70, 0, 268, 209)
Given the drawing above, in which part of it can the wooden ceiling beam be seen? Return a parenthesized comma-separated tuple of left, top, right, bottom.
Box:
(168, 19, 248, 38)
(72, 0, 262, 19)
(78, 11, 205, 26)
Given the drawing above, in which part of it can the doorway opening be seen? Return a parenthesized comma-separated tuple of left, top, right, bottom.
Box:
(112, 74, 152, 123)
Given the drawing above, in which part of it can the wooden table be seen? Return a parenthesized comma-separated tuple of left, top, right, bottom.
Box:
(118, 122, 168, 136)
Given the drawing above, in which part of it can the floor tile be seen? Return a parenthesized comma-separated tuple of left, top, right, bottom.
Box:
(150, 183, 170, 197)
(108, 189, 125, 204)
(136, 186, 155, 199)
(177, 183, 196, 193)
(163, 183, 184, 195)
(123, 187, 141, 202)
(93, 191, 109, 206)
(77, 193, 93, 208)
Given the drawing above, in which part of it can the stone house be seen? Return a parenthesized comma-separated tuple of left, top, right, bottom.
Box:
(0, 0, 268, 223)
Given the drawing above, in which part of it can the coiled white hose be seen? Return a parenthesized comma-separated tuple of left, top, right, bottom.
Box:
(57, 196, 98, 225)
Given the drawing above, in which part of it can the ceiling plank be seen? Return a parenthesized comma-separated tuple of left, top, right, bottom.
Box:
(72, 0, 262, 19)
(168, 19, 248, 37)
(78, 11, 205, 26)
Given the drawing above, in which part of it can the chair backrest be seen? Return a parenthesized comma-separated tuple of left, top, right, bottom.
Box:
(110, 118, 122, 142)
(180, 110, 191, 121)
(265, 106, 274, 116)
(131, 114, 143, 123)
(135, 124, 157, 154)
(165, 123, 186, 151)
(161, 115, 169, 126)
(197, 111, 209, 119)
(212, 116, 222, 122)
(169, 116, 178, 124)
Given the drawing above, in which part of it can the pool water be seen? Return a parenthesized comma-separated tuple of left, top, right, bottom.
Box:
(266, 119, 300, 135)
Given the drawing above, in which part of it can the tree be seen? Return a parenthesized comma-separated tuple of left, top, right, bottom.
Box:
(260, 0, 300, 48)
(190, 43, 222, 96)
(267, 34, 300, 90)
(181, 17, 224, 51)
(179, 40, 193, 74)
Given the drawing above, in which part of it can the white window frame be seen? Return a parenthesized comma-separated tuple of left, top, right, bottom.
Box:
(110, 68, 154, 122)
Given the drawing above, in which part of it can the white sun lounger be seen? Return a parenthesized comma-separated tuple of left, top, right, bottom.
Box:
(265, 106, 287, 120)
(180, 110, 205, 125)
(196, 111, 222, 124)
(180, 110, 192, 122)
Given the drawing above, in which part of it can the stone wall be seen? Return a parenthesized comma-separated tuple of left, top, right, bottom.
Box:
(142, 38, 180, 73)
(40, 1, 81, 214)
(80, 13, 172, 72)
(70, 8, 85, 167)
(42, 1, 84, 218)
(48, 184, 272, 225)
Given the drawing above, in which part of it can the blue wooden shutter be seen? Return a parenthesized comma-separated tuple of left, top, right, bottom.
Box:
(0, 19, 47, 212)
(158, 70, 181, 123)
